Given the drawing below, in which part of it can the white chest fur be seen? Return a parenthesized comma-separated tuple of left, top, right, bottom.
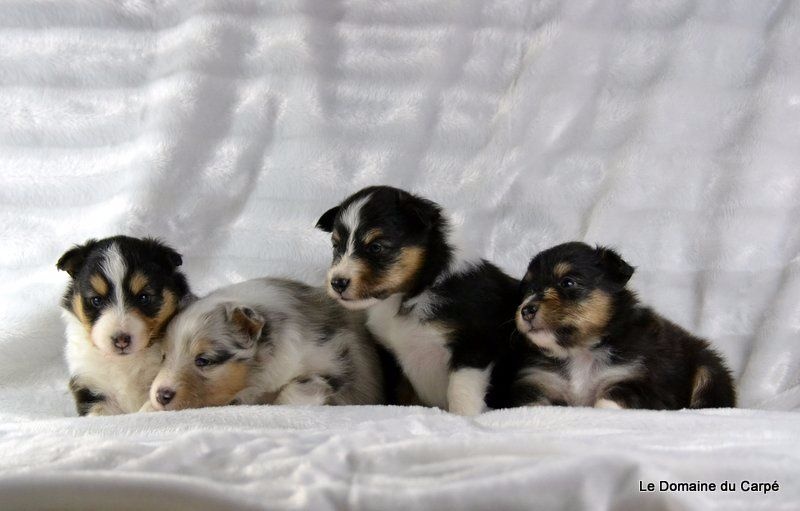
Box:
(519, 345, 641, 407)
(63, 312, 161, 414)
(367, 294, 451, 409)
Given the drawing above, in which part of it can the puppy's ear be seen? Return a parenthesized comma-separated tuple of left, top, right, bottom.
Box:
(143, 238, 183, 271)
(316, 206, 340, 232)
(595, 246, 634, 286)
(397, 190, 441, 232)
(225, 304, 266, 345)
(56, 239, 98, 278)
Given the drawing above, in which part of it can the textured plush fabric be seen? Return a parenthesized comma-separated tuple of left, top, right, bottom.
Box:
(0, 0, 798, 509)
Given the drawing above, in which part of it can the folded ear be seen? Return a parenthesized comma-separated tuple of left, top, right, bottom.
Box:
(56, 239, 98, 278)
(595, 246, 634, 286)
(225, 304, 266, 345)
(143, 238, 183, 271)
(315, 206, 340, 232)
(397, 190, 441, 232)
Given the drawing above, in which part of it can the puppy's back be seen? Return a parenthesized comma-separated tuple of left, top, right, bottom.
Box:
(648, 313, 737, 409)
(266, 278, 385, 405)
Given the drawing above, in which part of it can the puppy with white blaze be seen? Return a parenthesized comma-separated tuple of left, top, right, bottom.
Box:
(316, 186, 520, 416)
(147, 278, 385, 410)
(57, 236, 192, 416)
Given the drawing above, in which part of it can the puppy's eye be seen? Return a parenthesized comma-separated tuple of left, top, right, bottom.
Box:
(331, 238, 340, 250)
(137, 293, 151, 305)
(195, 355, 212, 367)
(90, 296, 103, 308)
(559, 277, 576, 289)
(367, 242, 383, 255)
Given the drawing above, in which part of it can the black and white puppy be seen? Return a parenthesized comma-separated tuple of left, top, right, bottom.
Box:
(147, 278, 385, 410)
(57, 236, 191, 415)
(316, 186, 519, 415)
(511, 242, 736, 409)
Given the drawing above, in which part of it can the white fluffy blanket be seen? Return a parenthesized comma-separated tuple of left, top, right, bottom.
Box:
(1, 0, 798, 509)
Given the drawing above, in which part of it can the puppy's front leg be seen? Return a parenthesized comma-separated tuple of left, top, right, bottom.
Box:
(597, 381, 662, 410)
(447, 366, 491, 416)
(275, 376, 333, 406)
(138, 400, 157, 413)
(86, 401, 125, 416)
(70, 378, 121, 416)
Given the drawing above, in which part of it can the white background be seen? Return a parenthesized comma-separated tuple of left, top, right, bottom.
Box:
(0, 2, 798, 508)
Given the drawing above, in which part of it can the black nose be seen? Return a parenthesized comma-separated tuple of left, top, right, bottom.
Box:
(111, 332, 132, 350)
(330, 277, 350, 294)
(156, 387, 175, 406)
(521, 304, 538, 321)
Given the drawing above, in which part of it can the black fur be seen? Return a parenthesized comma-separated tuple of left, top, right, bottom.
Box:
(69, 376, 105, 416)
(510, 242, 736, 410)
(427, 261, 521, 404)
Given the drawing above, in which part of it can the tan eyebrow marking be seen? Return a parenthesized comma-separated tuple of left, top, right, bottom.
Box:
(89, 274, 108, 296)
(363, 228, 384, 245)
(130, 272, 149, 295)
(71, 293, 92, 337)
(554, 262, 572, 278)
(332, 231, 342, 243)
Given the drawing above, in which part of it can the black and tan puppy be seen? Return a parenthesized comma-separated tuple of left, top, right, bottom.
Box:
(57, 236, 192, 415)
(316, 186, 519, 415)
(511, 242, 735, 410)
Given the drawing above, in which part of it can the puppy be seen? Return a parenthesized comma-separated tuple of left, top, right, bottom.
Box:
(57, 236, 191, 415)
(511, 242, 736, 409)
(147, 278, 384, 410)
(316, 186, 519, 415)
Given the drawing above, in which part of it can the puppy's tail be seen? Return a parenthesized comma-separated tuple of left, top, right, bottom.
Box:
(689, 360, 736, 408)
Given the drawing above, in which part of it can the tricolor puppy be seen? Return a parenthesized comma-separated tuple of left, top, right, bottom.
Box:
(57, 236, 191, 415)
(147, 278, 384, 410)
(316, 186, 519, 415)
(512, 242, 736, 409)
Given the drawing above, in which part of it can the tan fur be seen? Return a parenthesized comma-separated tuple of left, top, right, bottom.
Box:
(533, 288, 611, 345)
(690, 366, 711, 408)
(230, 307, 264, 338)
(372, 246, 425, 295)
(71, 293, 92, 337)
(363, 228, 384, 245)
(533, 288, 562, 328)
(340, 258, 374, 299)
(89, 274, 108, 296)
(569, 290, 612, 339)
(202, 363, 250, 407)
(172, 359, 251, 409)
(554, 262, 572, 278)
(345, 246, 426, 300)
(131, 289, 178, 345)
(129, 272, 149, 295)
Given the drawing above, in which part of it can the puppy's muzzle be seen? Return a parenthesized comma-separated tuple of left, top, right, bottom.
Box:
(111, 332, 132, 352)
(520, 303, 538, 322)
(156, 387, 176, 406)
(330, 277, 350, 294)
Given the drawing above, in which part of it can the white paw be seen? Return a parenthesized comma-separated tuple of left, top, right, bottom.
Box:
(525, 398, 553, 407)
(594, 398, 623, 410)
(448, 400, 486, 416)
(447, 367, 491, 416)
(138, 401, 157, 413)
